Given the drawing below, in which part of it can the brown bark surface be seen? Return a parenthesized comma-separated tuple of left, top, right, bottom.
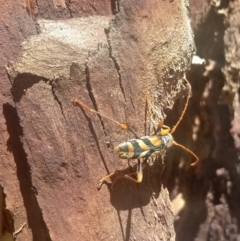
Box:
(1, 0, 195, 241)
(165, 0, 240, 240)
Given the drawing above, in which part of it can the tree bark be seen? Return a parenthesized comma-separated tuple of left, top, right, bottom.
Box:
(0, 0, 195, 240)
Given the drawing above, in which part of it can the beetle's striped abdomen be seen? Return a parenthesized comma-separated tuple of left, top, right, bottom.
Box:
(114, 134, 173, 159)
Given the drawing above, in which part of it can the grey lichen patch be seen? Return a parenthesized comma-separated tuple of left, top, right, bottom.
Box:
(13, 16, 113, 79)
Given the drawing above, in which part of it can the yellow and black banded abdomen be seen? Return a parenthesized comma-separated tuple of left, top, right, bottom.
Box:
(114, 134, 174, 159)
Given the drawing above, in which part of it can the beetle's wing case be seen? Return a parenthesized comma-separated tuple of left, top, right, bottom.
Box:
(114, 133, 174, 160)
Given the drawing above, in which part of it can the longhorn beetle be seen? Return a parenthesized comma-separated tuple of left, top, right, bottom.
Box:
(72, 77, 199, 188)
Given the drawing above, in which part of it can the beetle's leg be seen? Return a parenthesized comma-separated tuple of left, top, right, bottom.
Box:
(97, 158, 148, 189)
(155, 121, 171, 135)
(72, 98, 138, 138)
(146, 95, 162, 126)
(146, 95, 172, 136)
(97, 171, 118, 189)
(146, 77, 192, 136)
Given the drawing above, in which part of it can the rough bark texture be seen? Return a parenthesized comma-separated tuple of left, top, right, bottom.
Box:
(1, 0, 196, 241)
(3, 0, 240, 241)
(165, 0, 240, 241)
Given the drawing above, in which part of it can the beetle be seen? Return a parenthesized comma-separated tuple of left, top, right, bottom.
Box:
(72, 77, 199, 188)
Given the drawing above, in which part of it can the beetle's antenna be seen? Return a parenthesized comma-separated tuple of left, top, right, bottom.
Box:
(170, 77, 191, 134)
(172, 140, 199, 166)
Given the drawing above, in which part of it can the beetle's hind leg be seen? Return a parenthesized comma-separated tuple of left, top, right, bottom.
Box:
(72, 98, 139, 138)
(97, 158, 148, 189)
